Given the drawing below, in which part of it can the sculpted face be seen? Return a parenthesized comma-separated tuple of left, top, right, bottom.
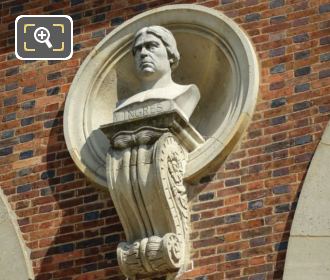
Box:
(133, 33, 172, 81)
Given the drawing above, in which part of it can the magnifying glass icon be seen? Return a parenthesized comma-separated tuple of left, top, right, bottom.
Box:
(34, 27, 53, 49)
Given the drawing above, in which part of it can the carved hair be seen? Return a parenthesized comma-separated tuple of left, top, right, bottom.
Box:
(132, 26, 180, 69)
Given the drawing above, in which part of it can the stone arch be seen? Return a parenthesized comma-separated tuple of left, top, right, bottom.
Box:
(0, 190, 33, 280)
(283, 121, 330, 279)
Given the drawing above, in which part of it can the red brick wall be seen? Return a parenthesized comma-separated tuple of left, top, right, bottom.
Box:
(0, 0, 329, 279)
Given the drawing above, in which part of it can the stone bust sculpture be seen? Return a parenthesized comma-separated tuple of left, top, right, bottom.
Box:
(102, 26, 205, 279)
(114, 26, 200, 122)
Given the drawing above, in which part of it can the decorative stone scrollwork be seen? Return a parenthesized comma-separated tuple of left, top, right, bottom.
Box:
(104, 122, 192, 278)
(117, 233, 183, 278)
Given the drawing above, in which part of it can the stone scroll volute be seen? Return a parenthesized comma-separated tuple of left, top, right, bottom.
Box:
(105, 130, 192, 278)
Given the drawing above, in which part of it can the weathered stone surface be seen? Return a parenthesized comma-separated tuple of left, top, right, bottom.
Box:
(101, 111, 204, 152)
(284, 237, 330, 280)
(102, 26, 199, 278)
(289, 143, 330, 236)
(106, 128, 190, 278)
(114, 88, 200, 123)
(0, 191, 33, 280)
(63, 4, 259, 187)
(283, 121, 330, 279)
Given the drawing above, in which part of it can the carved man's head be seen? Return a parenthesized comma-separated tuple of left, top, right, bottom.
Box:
(132, 26, 180, 81)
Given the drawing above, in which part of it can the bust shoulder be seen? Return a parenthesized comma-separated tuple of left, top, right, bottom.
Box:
(114, 83, 200, 121)
(116, 83, 199, 110)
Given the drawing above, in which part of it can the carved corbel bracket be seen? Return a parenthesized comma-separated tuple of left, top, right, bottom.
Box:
(101, 111, 204, 279)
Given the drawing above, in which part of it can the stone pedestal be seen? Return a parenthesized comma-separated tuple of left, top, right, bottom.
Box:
(101, 111, 204, 279)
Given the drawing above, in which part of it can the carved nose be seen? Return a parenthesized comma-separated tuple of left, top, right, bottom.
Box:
(140, 46, 148, 56)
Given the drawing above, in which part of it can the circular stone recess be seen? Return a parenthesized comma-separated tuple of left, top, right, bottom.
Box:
(64, 4, 259, 187)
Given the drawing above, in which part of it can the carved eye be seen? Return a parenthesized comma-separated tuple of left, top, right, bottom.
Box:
(147, 42, 158, 51)
(133, 45, 142, 55)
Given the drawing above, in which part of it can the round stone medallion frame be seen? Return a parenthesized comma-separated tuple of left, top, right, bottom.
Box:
(64, 4, 259, 188)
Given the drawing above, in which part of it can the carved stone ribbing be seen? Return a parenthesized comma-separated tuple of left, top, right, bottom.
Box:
(106, 130, 189, 279)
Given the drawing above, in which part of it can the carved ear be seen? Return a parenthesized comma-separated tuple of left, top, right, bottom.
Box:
(169, 58, 174, 65)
